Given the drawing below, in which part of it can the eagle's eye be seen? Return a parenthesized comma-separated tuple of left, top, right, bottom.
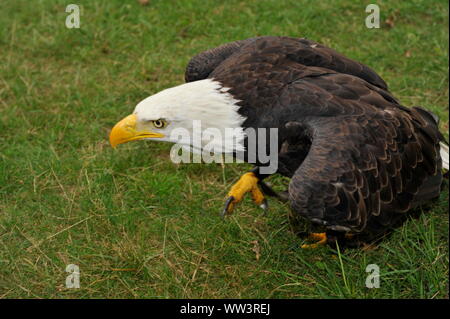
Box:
(152, 119, 167, 129)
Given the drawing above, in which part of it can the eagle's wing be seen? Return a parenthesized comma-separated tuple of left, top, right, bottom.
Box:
(185, 37, 262, 82)
(202, 36, 388, 90)
(288, 108, 443, 235)
(284, 38, 388, 90)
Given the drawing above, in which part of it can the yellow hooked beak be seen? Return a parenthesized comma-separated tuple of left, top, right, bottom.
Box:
(109, 114, 164, 148)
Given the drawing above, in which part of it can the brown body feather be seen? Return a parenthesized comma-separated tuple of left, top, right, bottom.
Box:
(186, 36, 445, 242)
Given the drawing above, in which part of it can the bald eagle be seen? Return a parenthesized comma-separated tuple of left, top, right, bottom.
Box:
(110, 36, 449, 247)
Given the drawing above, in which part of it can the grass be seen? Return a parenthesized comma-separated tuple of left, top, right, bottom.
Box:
(0, 0, 448, 299)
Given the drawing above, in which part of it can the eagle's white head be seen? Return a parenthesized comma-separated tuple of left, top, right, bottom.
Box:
(109, 79, 246, 154)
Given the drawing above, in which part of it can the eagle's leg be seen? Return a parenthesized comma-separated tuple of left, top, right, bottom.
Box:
(258, 180, 289, 202)
(301, 232, 328, 249)
(222, 172, 268, 217)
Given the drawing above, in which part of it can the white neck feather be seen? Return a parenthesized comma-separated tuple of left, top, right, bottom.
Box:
(134, 79, 247, 154)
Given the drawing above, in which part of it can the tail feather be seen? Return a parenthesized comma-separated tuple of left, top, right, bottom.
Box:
(440, 141, 449, 170)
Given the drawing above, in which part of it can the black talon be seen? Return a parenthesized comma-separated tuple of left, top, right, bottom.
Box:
(221, 196, 235, 218)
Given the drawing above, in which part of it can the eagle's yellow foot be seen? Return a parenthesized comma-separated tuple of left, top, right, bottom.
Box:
(301, 232, 328, 249)
(222, 172, 267, 217)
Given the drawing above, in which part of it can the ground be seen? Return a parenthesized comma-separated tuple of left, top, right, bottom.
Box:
(0, 0, 448, 298)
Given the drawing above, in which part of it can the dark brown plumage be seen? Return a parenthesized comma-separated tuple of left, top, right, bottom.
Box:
(185, 36, 446, 245)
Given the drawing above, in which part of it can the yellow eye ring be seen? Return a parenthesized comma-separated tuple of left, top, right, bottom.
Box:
(152, 119, 166, 129)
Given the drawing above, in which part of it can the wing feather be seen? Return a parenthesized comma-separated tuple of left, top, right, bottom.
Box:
(288, 109, 443, 236)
